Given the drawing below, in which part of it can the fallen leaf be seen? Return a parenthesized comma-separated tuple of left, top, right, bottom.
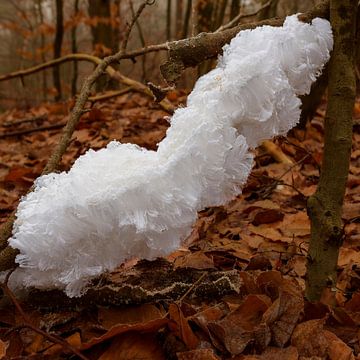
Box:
(177, 348, 221, 360)
(99, 332, 165, 360)
(259, 346, 298, 360)
(98, 304, 165, 330)
(280, 212, 310, 238)
(338, 248, 360, 267)
(169, 303, 200, 350)
(43, 332, 81, 356)
(174, 252, 215, 269)
(81, 317, 169, 350)
(0, 340, 8, 360)
(208, 294, 272, 355)
(324, 330, 355, 360)
(252, 209, 284, 226)
(291, 318, 328, 358)
(263, 280, 304, 346)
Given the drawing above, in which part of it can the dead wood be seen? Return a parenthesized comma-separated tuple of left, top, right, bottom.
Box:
(27, 260, 242, 308)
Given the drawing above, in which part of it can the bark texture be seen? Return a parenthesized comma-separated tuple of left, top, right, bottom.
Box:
(305, 0, 357, 301)
(53, 0, 63, 101)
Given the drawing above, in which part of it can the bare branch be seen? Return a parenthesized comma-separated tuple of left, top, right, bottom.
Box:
(216, 0, 274, 32)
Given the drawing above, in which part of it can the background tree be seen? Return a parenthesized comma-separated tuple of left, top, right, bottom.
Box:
(53, 0, 64, 101)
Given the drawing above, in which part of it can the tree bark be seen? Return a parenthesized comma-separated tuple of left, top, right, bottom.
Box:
(181, 0, 192, 39)
(88, 0, 119, 90)
(230, 0, 241, 20)
(305, 0, 357, 301)
(53, 0, 64, 101)
(71, 0, 79, 97)
(36, 0, 48, 101)
(166, 0, 172, 40)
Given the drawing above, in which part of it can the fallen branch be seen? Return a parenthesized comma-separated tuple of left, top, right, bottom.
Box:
(0, 53, 174, 113)
(3, 114, 48, 127)
(0, 122, 66, 139)
(261, 140, 294, 165)
(27, 261, 242, 308)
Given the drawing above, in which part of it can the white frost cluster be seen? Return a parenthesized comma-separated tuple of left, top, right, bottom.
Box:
(8, 16, 333, 297)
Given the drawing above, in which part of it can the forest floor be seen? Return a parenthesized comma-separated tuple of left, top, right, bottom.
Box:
(0, 91, 359, 359)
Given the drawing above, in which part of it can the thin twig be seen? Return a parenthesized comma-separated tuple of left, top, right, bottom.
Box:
(0, 0, 155, 265)
(129, 0, 147, 81)
(178, 272, 207, 303)
(216, 0, 273, 32)
(121, 0, 154, 53)
(0, 270, 89, 360)
(88, 87, 133, 103)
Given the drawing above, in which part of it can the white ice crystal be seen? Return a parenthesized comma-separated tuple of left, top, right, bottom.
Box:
(8, 15, 333, 297)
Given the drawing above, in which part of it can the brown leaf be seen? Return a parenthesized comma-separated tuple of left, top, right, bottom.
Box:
(4, 166, 36, 184)
(98, 304, 165, 330)
(263, 281, 304, 346)
(280, 212, 310, 238)
(190, 303, 228, 340)
(43, 332, 81, 356)
(345, 292, 360, 312)
(81, 317, 169, 350)
(291, 318, 328, 358)
(0, 340, 8, 360)
(338, 248, 360, 267)
(252, 209, 284, 226)
(324, 330, 355, 360)
(99, 333, 165, 360)
(177, 348, 221, 360)
(259, 346, 298, 360)
(168, 303, 200, 350)
(208, 294, 272, 355)
(174, 252, 215, 270)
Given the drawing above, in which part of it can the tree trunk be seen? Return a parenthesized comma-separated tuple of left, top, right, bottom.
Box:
(166, 0, 172, 40)
(53, 0, 64, 101)
(71, 0, 79, 97)
(88, 0, 119, 90)
(36, 0, 48, 101)
(182, 0, 192, 39)
(176, 0, 184, 39)
(305, 0, 357, 301)
(230, 0, 241, 20)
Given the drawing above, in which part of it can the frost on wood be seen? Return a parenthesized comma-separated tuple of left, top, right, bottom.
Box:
(8, 16, 333, 297)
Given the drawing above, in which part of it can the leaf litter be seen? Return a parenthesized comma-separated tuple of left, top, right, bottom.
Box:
(0, 92, 359, 359)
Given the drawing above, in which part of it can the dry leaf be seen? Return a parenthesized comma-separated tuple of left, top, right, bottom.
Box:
(324, 330, 355, 360)
(174, 252, 215, 269)
(168, 303, 200, 350)
(81, 317, 169, 350)
(291, 318, 328, 358)
(0, 340, 8, 360)
(263, 281, 304, 346)
(98, 304, 165, 329)
(177, 348, 221, 360)
(208, 294, 272, 355)
(259, 346, 298, 360)
(99, 333, 165, 360)
(43, 332, 81, 356)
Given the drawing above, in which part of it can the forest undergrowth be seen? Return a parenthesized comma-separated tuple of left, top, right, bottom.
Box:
(0, 90, 359, 359)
